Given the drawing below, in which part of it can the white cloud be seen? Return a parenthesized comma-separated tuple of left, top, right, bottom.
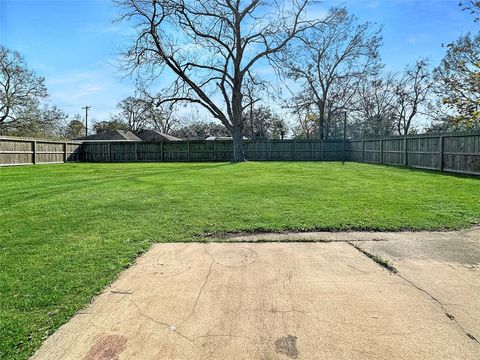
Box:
(44, 63, 135, 121)
(78, 23, 135, 37)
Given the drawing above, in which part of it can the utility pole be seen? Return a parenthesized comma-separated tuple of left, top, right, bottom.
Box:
(82, 106, 91, 137)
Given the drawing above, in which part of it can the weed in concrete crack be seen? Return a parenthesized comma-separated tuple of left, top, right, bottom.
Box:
(347, 242, 398, 273)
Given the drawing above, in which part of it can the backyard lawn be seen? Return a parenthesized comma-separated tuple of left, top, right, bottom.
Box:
(1, 161, 479, 359)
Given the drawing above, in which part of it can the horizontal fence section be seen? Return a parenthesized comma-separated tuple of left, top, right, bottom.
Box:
(2, 132, 479, 175)
(348, 133, 480, 175)
(0, 137, 82, 166)
(81, 134, 479, 175)
(81, 139, 347, 163)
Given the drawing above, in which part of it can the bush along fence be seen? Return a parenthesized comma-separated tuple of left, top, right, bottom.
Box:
(0, 137, 82, 166)
(0, 132, 479, 175)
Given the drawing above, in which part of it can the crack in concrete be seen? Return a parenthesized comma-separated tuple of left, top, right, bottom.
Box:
(194, 333, 249, 340)
(130, 299, 194, 343)
(131, 296, 253, 346)
(348, 242, 398, 273)
(395, 271, 479, 344)
(153, 266, 192, 278)
(177, 252, 215, 330)
(110, 289, 134, 295)
(238, 307, 313, 315)
(191, 260, 214, 316)
(203, 245, 218, 264)
(348, 243, 479, 344)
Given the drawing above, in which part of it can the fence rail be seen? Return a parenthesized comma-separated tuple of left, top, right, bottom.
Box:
(1, 132, 479, 175)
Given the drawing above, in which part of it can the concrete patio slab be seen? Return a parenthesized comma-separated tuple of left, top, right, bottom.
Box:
(360, 230, 480, 342)
(32, 242, 480, 360)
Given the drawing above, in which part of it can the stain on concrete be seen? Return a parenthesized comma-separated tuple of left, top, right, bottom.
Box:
(275, 335, 298, 359)
(83, 334, 127, 360)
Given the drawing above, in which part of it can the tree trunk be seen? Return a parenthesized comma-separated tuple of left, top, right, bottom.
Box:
(231, 81, 245, 162)
(318, 107, 325, 140)
(232, 125, 245, 162)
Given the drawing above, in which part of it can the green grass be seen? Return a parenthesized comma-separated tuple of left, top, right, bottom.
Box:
(0, 161, 479, 359)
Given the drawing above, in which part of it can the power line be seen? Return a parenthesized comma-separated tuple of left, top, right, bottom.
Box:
(82, 106, 91, 137)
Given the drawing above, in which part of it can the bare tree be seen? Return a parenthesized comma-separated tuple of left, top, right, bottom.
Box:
(460, 0, 480, 22)
(350, 75, 396, 137)
(117, 0, 320, 161)
(137, 88, 183, 133)
(280, 7, 382, 139)
(7, 102, 67, 139)
(63, 114, 86, 139)
(291, 106, 317, 139)
(0, 46, 47, 131)
(172, 119, 229, 139)
(113, 96, 150, 131)
(148, 104, 181, 134)
(392, 60, 432, 135)
(243, 104, 286, 139)
(243, 75, 268, 140)
(93, 119, 129, 133)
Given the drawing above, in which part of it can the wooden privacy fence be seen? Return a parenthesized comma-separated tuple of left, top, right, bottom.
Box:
(81, 139, 346, 163)
(0, 137, 82, 166)
(348, 132, 480, 175)
(1, 132, 479, 175)
(81, 132, 480, 175)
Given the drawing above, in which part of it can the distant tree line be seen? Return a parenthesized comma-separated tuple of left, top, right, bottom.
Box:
(1, 1, 479, 152)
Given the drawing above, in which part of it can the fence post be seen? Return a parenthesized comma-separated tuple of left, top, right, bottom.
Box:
(439, 135, 444, 171)
(321, 140, 324, 161)
(64, 142, 68, 163)
(161, 141, 164, 162)
(380, 139, 384, 164)
(187, 141, 190, 162)
(361, 140, 365, 162)
(134, 142, 138, 161)
(293, 139, 297, 161)
(108, 142, 112, 163)
(404, 137, 408, 166)
(213, 140, 216, 161)
(32, 141, 37, 164)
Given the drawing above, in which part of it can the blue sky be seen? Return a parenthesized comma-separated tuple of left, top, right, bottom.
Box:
(0, 0, 477, 122)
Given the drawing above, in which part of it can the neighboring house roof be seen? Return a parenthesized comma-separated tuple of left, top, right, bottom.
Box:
(75, 130, 142, 141)
(134, 129, 182, 141)
(206, 136, 232, 141)
(206, 136, 247, 140)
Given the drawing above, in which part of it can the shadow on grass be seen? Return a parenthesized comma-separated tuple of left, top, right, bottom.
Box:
(354, 162, 480, 180)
